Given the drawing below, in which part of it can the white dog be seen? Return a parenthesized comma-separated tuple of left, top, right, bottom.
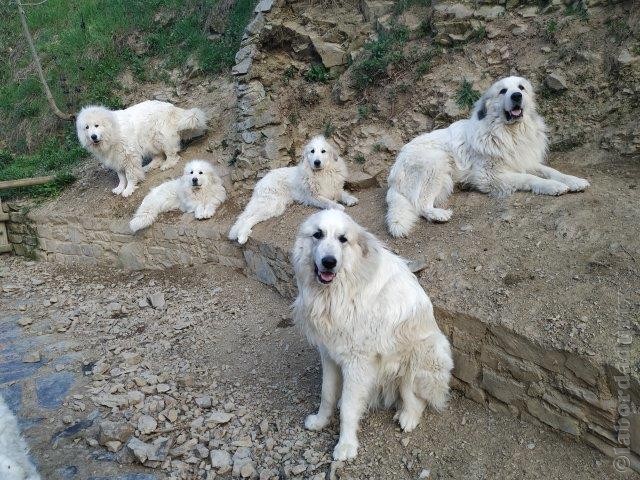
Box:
(76, 100, 208, 197)
(386, 76, 590, 237)
(0, 396, 41, 480)
(129, 160, 226, 232)
(293, 209, 453, 461)
(228, 135, 358, 244)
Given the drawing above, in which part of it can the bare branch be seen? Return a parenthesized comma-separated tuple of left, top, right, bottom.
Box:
(14, 0, 73, 120)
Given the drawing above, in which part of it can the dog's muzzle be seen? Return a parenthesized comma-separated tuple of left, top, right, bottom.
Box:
(505, 92, 524, 122)
(315, 256, 337, 284)
(192, 178, 200, 187)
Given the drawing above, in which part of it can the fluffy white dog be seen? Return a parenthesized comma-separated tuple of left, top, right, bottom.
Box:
(76, 100, 208, 197)
(0, 396, 40, 480)
(293, 209, 453, 461)
(228, 135, 358, 244)
(386, 76, 590, 237)
(129, 159, 226, 232)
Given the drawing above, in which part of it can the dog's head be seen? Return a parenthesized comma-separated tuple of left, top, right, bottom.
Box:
(293, 209, 378, 287)
(76, 106, 115, 151)
(302, 135, 339, 171)
(474, 76, 536, 125)
(182, 160, 217, 189)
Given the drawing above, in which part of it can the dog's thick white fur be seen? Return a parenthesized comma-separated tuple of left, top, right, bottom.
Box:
(293, 210, 453, 461)
(129, 160, 226, 232)
(0, 396, 40, 480)
(228, 135, 358, 245)
(76, 100, 208, 197)
(386, 76, 590, 237)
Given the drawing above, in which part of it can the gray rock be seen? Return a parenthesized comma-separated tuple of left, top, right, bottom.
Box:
(210, 449, 232, 468)
(254, 0, 274, 13)
(137, 415, 157, 435)
(148, 292, 165, 309)
(127, 436, 173, 463)
(345, 171, 379, 191)
(195, 396, 212, 408)
(311, 37, 347, 68)
(545, 72, 568, 92)
(99, 420, 134, 445)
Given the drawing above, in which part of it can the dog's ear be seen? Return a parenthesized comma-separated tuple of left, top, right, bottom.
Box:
(475, 93, 489, 120)
(356, 229, 376, 257)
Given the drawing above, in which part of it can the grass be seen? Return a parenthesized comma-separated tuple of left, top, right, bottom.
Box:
(304, 64, 330, 83)
(0, 0, 256, 198)
(354, 153, 366, 164)
(357, 104, 372, 120)
(351, 26, 408, 91)
(393, 0, 432, 15)
(456, 78, 481, 110)
(565, 2, 589, 21)
(323, 119, 336, 138)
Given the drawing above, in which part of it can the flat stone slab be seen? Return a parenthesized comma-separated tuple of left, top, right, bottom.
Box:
(36, 372, 75, 409)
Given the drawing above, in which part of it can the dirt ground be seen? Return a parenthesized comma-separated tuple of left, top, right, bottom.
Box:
(0, 255, 637, 479)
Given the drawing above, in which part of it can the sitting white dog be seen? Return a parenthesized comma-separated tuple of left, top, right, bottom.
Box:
(228, 135, 358, 245)
(386, 76, 590, 237)
(76, 100, 208, 197)
(129, 159, 226, 232)
(293, 209, 453, 461)
(0, 395, 41, 480)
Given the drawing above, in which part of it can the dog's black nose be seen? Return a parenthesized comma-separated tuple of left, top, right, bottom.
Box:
(511, 92, 522, 102)
(321, 256, 337, 269)
(91, 134, 97, 141)
(192, 178, 198, 185)
(314, 160, 321, 167)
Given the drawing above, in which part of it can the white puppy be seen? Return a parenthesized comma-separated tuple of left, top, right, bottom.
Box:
(76, 100, 208, 197)
(129, 159, 226, 232)
(228, 135, 358, 244)
(386, 76, 590, 237)
(293, 209, 453, 461)
(0, 395, 41, 480)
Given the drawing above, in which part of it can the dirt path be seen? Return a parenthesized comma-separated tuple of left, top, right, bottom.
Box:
(1, 256, 634, 479)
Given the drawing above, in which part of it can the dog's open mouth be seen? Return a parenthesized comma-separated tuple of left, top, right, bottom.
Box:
(91, 139, 101, 145)
(315, 265, 336, 284)
(505, 107, 523, 121)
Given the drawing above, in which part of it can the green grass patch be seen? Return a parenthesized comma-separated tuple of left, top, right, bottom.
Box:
(0, 0, 255, 197)
(456, 78, 481, 110)
(351, 26, 408, 91)
(304, 64, 330, 83)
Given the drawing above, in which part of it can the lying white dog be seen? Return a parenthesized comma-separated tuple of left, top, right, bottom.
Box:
(293, 209, 453, 461)
(76, 100, 208, 197)
(129, 159, 226, 232)
(386, 76, 590, 237)
(228, 135, 358, 244)
(0, 395, 41, 480)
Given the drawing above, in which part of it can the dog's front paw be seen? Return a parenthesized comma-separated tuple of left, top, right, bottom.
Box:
(330, 202, 345, 211)
(344, 195, 358, 207)
(564, 176, 590, 192)
(533, 180, 568, 196)
(395, 409, 421, 432)
(112, 186, 125, 195)
(121, 187, 136, 198)
(333, 439, 358, 461)
(304, 414, 329, 431)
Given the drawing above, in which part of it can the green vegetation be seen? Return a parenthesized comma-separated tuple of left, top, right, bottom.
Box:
(357, 104, 372, 120)
(351, 26, 408, 91)
(323, 118, 336, 138)
(372, 143, 383, 153)
(304, 64, 330, 83)
(456, 78, 481, 110)
(605, 18, 632, 43)
(565, 2, 589, 21)
(393, 0, 432, 15)
(0, 0, 256, 197)
(354, 153, 366, 164)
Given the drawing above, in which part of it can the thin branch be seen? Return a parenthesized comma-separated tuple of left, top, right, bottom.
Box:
(15, 0, 73, 120)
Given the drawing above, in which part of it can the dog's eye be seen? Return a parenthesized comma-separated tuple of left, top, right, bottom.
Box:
(310, 149, 315, 154)
(499, 88, 507, 95)
(94, 124, 98, 127)
(312, 230, 323, 239)
(85, 125, 89, 129)
(190, 171, 194, 174)
(321, 149, 326, 153)
(199, 171, 203, 175)
(338, 235, 347, 243)
(518, 85, 525, 91)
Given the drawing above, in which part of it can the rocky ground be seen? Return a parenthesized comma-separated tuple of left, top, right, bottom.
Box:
(0, 256, 636, 479)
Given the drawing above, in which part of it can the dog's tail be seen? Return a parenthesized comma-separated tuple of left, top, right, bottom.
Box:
(413, 331, 453, 411)
(177, 108, 208, 133)
(129, 212, 157, 233)
(386, 187, 419, 238)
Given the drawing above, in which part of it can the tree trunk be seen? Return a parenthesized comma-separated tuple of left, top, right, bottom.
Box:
(15, 0, 73, 120)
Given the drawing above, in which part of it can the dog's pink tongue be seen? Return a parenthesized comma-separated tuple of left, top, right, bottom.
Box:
(320, 271, 335, 282)
(511, 108, 522, 116)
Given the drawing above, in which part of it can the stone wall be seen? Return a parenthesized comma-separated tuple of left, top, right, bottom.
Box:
(4, 203, 244, 271)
